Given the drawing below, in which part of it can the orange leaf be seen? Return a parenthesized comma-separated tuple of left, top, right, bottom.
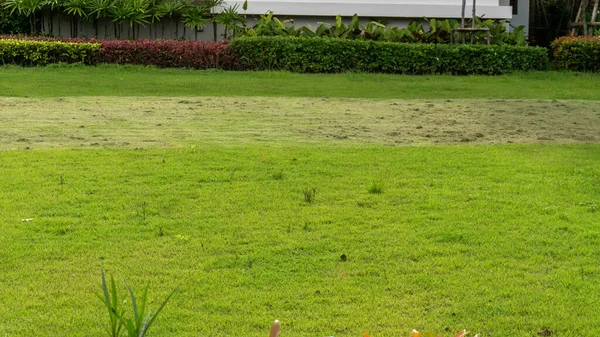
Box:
(364, 334, 371, 337)
(411, 330, 422, 337)
(455, 330, 468, 337)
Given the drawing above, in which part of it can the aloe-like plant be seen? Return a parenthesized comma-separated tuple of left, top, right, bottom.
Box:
(98, 269, 178, 337)
(98, 268, 126, 337)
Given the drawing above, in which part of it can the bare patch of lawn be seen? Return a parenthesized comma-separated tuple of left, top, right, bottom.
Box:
(1, 97, 599, 150)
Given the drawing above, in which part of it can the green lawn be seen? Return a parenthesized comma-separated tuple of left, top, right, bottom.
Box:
(1, 66, 599, 337)
(1, 64, 600, 100)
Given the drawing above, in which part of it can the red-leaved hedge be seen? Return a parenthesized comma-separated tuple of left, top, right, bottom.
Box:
(1, 36, 239, 69)
(89, 40, 238, 69)
(551, 36, 600, 72)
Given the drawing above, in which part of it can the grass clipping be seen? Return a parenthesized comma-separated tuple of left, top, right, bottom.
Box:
(0, 97, 599, 150)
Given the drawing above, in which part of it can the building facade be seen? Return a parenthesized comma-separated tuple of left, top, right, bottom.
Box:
(42, 0, 529, 40)
(231, 0, 529, 33)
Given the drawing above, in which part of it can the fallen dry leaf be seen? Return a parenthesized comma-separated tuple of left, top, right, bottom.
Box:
(411, 330, 422, 337)
(537, 329, 553, 336)
(269, 320, 281, 337)
(455, 330, 468, 337)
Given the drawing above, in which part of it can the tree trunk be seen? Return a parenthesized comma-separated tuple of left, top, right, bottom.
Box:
(213, 20, 217, 41)
(70, 17, 74, 37)
(79, 17, 83, 38)
(50, 12, 54, 35)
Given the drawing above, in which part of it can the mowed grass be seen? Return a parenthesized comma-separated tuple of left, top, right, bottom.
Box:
(1, 66, 600, 337)
(1, 97, 600, 150)
(1, 64, 600, 100)
(1, 145, 600, 337)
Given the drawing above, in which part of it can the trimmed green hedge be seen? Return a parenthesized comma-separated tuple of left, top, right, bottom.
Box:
(231, 36, 549, 75)
(0, 39, 100, 66)
(551, 36, 600, 72)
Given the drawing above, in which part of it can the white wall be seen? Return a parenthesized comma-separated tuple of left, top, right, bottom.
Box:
(510, 0, 530, 35)
(226, 0, 513, 19)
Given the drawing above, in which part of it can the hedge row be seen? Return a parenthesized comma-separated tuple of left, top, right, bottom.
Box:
(0, 37, 236, 69)
(0, 39, 100, 66)
(231, 36, 549, 75)
(90, 40, 238, 70)
(1, 36, 550, 74)
(551, 36, 600, 72)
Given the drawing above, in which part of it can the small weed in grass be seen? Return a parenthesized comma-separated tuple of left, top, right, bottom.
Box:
(368, 180, 385, 194)
(272, 170, 284, 180)
(98, 268, 178, 337)
(302, 186, 317, 203)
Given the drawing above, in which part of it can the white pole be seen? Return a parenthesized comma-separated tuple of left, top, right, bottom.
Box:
(461, 0, 466, 28)
(472, 0, 477, 28)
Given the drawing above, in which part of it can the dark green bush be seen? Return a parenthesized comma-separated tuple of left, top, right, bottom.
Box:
(0, 39, 100, 66)
(231, 36, 549, 75)
(0, 7, 28, 35)
(551, 36, 600, 72)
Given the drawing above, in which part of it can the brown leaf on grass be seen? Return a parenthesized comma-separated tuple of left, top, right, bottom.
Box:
(537, 329, 553, 336)
(269, 320, 281, 337)
(455, 330, 468, 337)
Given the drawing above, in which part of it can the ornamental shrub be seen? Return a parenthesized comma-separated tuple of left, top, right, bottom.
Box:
(89, 40, 238, 70)
(0, 7, 28, 34)
(551, 36, 600, 72)
(230, 36, 549, 75)
(0, 39, 100, 66)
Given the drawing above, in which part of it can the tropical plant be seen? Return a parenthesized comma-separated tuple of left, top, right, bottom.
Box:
(41, 0, 63, 36)
(87, 0, 114, 38)
(2, 0, 44, 34)
(0, 4, 29, 34)
(108, 0, 150, 39)
(98, 268, 178, 337)
(214, 3, 245, 39)
(242, 13, 527, 46)
(181, 2, 209, 40)
(200, 0, 223, 41)
(153, 0, 182, 38)
(63, 0, 88, 37)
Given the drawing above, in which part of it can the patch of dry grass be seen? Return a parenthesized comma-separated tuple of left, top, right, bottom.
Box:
(1, 97, 600, 150)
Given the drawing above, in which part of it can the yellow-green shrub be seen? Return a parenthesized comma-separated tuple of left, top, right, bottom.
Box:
(0, 39, 100, 66)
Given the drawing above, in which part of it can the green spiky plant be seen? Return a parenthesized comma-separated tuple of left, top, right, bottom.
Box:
(98, 268, 126, 337)
(98, 268, 178, 337)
